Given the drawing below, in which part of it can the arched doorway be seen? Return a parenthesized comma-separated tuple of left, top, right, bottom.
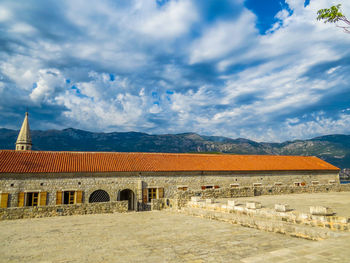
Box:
(119, 189, 135, 210)
(89, 190, 110, 203)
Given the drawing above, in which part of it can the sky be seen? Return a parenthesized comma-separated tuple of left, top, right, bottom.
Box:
(0, 0, 350, 142)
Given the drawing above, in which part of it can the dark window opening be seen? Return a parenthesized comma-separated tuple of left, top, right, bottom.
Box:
(64, 191, 75, 204)
(89, 190, 110, 203)
(26, 192, 39, 207)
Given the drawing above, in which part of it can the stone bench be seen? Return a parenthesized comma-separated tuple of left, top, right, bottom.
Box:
(275, 204, 290, 212)
(246, 202, 261, 209)
(310, 206, 334, 216)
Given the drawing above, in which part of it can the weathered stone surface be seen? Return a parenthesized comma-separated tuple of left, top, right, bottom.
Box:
(0, 201, 128, 220)
(275, 204, 290, 212)
(206, 198, 214, 204)
(246, 202, 262, 209)
(191, 196, 201, 202)
(227, 200, 236, 207)
(310, 206, 334, 216)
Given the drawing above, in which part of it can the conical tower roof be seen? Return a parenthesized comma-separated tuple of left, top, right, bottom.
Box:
(16, 112, 32, 145)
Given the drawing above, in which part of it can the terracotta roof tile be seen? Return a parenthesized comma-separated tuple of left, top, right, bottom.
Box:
(0, 150, 339, 174)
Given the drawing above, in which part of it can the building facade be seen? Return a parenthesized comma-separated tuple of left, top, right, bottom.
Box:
(0, 113, 341, 211)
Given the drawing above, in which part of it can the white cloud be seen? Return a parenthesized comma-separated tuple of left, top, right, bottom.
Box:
(137, 0, 198, 39)
(0, 7, 12, 22)
(29, 69, 65, 103)
(189, 10, 257, 64)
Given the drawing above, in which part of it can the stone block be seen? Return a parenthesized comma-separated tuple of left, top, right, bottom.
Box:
(227, 200, 236, 207)
(310, 206, 334, 216)
(246, 202, 261, 209)
(275, 204, 290, 212)
(191, 196, 201, 203)
(206, 199, 214, 204)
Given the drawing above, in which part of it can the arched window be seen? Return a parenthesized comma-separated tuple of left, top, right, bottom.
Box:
(89, 190, 110, 203)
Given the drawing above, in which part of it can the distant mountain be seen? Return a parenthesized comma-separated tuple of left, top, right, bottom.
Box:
(1, 128, 349, 169)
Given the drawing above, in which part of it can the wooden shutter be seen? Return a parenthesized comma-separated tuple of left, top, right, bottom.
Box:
(39, 192, 47, 206)
(158, 188, 164, 198)
(0, 193, 9, 208)
(75, 191, 83, 204)
(142, 188, 148, 203)
(56, 191, 62, 205)
(18, 192, 25, 207)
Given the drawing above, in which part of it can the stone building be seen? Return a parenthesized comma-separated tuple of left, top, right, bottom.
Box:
(0, 113, 340, 211)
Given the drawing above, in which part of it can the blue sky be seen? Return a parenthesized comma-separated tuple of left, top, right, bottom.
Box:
(0, 0, 349, 142)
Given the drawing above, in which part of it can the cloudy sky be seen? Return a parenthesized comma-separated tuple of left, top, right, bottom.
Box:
(0, 0, 350, 142)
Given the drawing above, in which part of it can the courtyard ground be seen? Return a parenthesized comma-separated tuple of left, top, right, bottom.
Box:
(0, 192, 350, 262)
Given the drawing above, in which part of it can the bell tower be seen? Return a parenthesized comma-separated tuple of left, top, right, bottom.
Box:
(15, 112, 32, 151)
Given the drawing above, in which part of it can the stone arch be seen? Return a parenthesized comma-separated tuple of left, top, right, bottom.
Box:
(118, 189, 135, 210)
(89, 189, 110, 203)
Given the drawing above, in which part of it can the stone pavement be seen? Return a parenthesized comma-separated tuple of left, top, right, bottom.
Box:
(0, 211, 312, 263)
(1, 191, 350, 262)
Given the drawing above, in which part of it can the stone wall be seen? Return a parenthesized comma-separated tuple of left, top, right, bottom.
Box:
(0, 201, 128, 220)
(0, 170, 341, 209)
(174, 184, 350, 209)
(182, 198, 350, 240)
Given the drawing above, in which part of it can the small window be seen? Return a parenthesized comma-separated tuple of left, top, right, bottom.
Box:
(201, 185, 213, 190)
(26, 192, 39, 207)
(274, 182, 283, 186)
(148, 188, 157, 202)
(312, 181, 319, 185)
(64, 191, 76, 204)
(21, 146, 24, 150)
(177, 186, 188, 191)
(301, 182, 306, 186)
(253, 183, 262, 187)
(230, 183, 240, 188)
(329, 180, 336, 185)
(214, 185, 220, 189)
(294, 182, 301, 186)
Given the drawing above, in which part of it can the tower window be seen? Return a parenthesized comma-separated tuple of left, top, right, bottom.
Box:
(21, 146, 24, 150)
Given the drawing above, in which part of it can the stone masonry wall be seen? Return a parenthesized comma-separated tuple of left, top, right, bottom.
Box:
(174, 184, 350, 209)
(0, 201, 128, 220)
(0, 170, 341, 210)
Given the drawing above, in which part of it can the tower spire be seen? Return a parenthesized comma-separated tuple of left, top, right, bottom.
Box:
(15, 112, 32, 151)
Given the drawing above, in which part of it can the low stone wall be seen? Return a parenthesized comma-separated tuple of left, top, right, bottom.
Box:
(0, 201, 128, 220)
(182, 199, 350, 240)
(175, 184, 350, 209)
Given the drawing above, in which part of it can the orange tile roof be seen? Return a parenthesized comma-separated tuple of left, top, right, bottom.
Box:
(0, 150, 339, 174)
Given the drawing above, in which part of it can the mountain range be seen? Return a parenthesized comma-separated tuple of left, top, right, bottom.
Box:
(1, 128, 349, 169)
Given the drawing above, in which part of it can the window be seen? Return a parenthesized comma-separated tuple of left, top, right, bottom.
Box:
(294, 182, 301, 186)
(214, 185, 220, 189)
(177, 186, 188, 191)
(230, 183, 240, 188)
(201, 185, 213, 190)
(148, 188, 157, 202)
(27, 192, 39, 206)
(64, 191, 76, 204)
(301, 182, 306, 186)
(56, 190, 83, 205)
(329, 180, 336, 185)
(21, 146, 24, 150)
(312, 181, 319, 185)
(18, 192, 47, 207)
(143, 188, 164, 203)
(253, 183, 262, 187)
(274, 182, 283, 186)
